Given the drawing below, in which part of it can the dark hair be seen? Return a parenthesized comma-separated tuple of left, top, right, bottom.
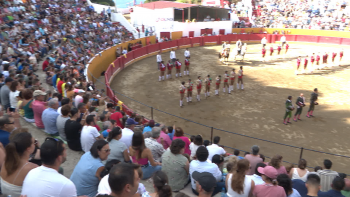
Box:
(324, 159, 332, 169)
(100, 114, 106, 122)
(298, 159, 307, 169)
(270, 155, 283, 169)
(213, 136, 220, 144)
(77, 102, 86, 109)
(100, 159, 121, 178)
(153, 171, 172, 197)
(255, 163, 267, 176)
(190, 135, 195, 142)
(61, 104, 71, 116)
(22, 89, 33, 100)
(259, 154, 265, 162)
(277, 174, 293, 196)
(41, 138, 65, 165)
(193, 135, 203, 146)
(107, 127, 122, 142)
(61, 98, 70, 106)
(314, 166, 322, 172)
(10, 81, 18, 92)
(90, 139, 108, 158)
(86, 115, 95, 125)
(174, 127, 184, 137)
(88, 106, 96, 113)
(170, 139, 185, 154)
(106, 103, 114, 109)
(231, 159, 250, 194)
(108, 163, 140, 195)
(287, 96, 292, 100)
(203, 140, 210, 147)
(5, 133, 33, 176)
(307, 174, 320, 186)
(70, 108, 79, 117)
(339, 173, 347, 179)
(332, 177, 345, 191)
(196, 146, 209, 162)
(167, 126, 173, 133)
(233, 150, 240, 156)
(132, 131, 146, 159)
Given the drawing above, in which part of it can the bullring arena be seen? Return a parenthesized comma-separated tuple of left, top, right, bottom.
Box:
(103, 40, 350, 173)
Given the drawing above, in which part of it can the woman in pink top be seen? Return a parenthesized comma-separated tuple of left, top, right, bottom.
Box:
(31, 90, 47, 129)
(173, 127, 191, 155)
(253, 166, 286, 197)
(269, 155, 288, 175)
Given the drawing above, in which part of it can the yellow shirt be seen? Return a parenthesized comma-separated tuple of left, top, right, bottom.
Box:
(62, 83, 66, 97)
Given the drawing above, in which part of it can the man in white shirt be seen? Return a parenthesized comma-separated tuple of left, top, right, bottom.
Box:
(170, 48, 176, 63)
(120, 118, 137, 148)
(207, 136, 226, 162)
(74, 90, 85, 108)
(156, 52, 162, 70)
(261, 37, 267, 47)
(280, 35, 287, 48)
(122, 48, 128, 55)
(189, 146, 224, 196)
(80, 115, 103, 152)
(184, 48, 190, 58)
(21, 138, 78, 197)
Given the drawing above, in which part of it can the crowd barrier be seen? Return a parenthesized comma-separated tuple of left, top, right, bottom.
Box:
(88, 33, 350, 173)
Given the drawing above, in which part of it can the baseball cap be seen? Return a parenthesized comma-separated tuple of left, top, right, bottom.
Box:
(33, 90, 47, 97)
(257, 166, 278, 179)
(192, 171, 217, 192)
(126, 118, 138, 125)
(4, 77, 13, 83)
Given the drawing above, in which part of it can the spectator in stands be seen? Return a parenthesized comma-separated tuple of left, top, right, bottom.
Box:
(320, 176, 345, 197)
(71, 140, 110, 197)
(144, 127, 165, 163)
(162, 139, 189, 191)
(227, 156, 239, 173)
(57, 97, 70, 115)
(252, 166, 286, 197)
(207, 136, 226, 162)
(192, 171, 217, 197)
(142, 171, 172, 197)
(234, 150, 244, 160)
(98, 159, 121, 195)
(289, 159, 309, 182)
(168, 126, 174, 140)
(190, 146, 224, 196)
(21, 137, 77, 197)
(317, 159, 339, 192)
(305, 174, 322, 197)
(65, 108, 83, 151)
(189, 134, 203, 159)
(0, 114, 20, 146)
(269, 155, 287, 175)
(248, 162, 267, 186)
(106, 127, 130, 163)
(32, 90, 47, 129)
(81, 115, 103, 152)
(74, 90, 85, 108)
(56, 104, 71, 141)
(76, 103, 87, 123)
(143, 119, 155, 133)
(120, 118, 137, 148)
(110, 106, 123, 128)
(157, 124, 172, 150)
(277, 174, 302, 197)
(107, 163, 140, 197)
(245, 145, 263, 175)
(0, 133, 38, 196)
(0, 77, 13, 111)
(9, 80, 20, 109)
(226, 159, 254, 197)
(129, 131, 161, 180)
(42, 98, 60, 136)
(173, 126, 191, 155)
(342, 178, 350, 197)
(212, 154, 224, 168)
(19, 89, 35, 123)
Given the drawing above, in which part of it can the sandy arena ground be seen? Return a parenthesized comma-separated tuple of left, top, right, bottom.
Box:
(111, 43, 350, 173)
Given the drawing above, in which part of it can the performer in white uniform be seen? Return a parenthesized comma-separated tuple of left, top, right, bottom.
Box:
(184, 48, 190, 58)
(156, 52, 162, 70)
(261, 37, 267, 47)
(170, 49, 176, 63)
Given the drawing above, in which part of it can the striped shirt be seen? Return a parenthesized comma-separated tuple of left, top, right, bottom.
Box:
(317, 169, 339, 192)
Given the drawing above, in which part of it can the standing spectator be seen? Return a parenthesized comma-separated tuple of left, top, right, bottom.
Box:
(9, 80, 20, 109)
(207, 136, 226, 162)
(157, 125, 172, 150)
(110, 106, 123, 128)
(21, 137, 77, 197)
(143, 119, 155, 134)
(56, 104, 71, 141)
(190, 146, 223, 196)
(248, 163, 267, 186)
(65, 108, 83, 151)
(305, 174, 322, 197)
(269, 155, 288, 175)
(144, 127, 165, 163)
(0, 133, 38, 196)
(245, 145, 263, 175)
(129, 131, 161, 180)
(173, 127, 191, 155)
(289, 159, 309, 182)
(81, 115, 103, 152)
(42, 98, 60, 136)
(106, 127, 130, 163)
(19, 89, 35, 123)
(0, 115, 19, 146)
(317, 159, 339, 192)
(226, 159, 255, 197)
(277, 174, 301, 197)
(0, 77, 13, 110)
(162, 139, 189, 191)
(32, 90, 47, 129)
(120, 118, 137, 148)
(252, 166, 286, 197)
(189, 135, 203, 159)
(70, 140, 110, 197)
(192, 171, 218, 197)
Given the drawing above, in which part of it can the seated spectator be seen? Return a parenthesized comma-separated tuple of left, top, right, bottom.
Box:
(81, 115, 103, 152)
(120, 118, 137, 148)
(56, 104, 71, 141)
(106, 127, 130, 163)
(227, 156, 239, 173)
(248, 163, 267, 186)
(162, 139, 189, 191)
(0, 114, 20, 146)
(190, 146, 224, 196)
(226, 159, 254, 197)
(9, 80, 20, 109)
(98, 159, 121, 195)
(167, 126, 174, 140)
(319, 176, 346, 197)
(317, 159, 338, 192)
(97, 114, 107, 132)
(103, 103, 115, 120)
(129, 131, 161, 180)
(0, 133, 38, 196)
(21, 137, 77, 197)
(142, 171, 172, 197)
(19, 89, 35, 123)
(253, 165, 286, 197)
(341, 178, 350, 197)
(157, 125, 172, 150)
(42, 98, 60, 136)
(269, 155, 287, 175)
(173, 127, 191, 155)
(212, 154, 224, 168)
(245, 145, 263, 175)
(207, 136, 226, 162)
(65, 108, 83, 151)
(57, 97, 70, 115)
(144, 127, 165, 163)
(143, 119, 155, 134)
(277, 174, 302, 197)
(32, 90, 47, 129)
(233, 149, 244, 160)
(70, 140, 110, 197)
(189, 135, 203, 159)
(305, 174, 322, 197)
(289, 159, 309, 182)
(192, 171, 217, 197)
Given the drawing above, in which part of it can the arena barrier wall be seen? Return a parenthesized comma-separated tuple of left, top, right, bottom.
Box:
(88, 32, 350, 173)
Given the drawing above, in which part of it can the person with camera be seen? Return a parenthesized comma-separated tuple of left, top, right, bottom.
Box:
(306, 88, 318, 118)
(293, 93, 306, 122)
(283, 96, 294, 125)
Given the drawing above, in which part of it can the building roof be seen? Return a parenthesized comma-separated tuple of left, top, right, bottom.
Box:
(135, 1, 197, 10)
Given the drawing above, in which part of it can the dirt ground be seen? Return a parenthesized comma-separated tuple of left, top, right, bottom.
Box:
(111, 43, 350, 174)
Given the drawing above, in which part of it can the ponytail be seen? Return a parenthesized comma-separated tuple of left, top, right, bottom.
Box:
(153, 171, 172, 197)
(5, 142, 21, 176)
(231, 159, 250, 194)
(107, 127, 122, 142)
(157, 184, 172, 197)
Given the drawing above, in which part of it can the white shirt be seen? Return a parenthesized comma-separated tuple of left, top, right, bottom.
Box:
(21, 166, 77, 197)
(207, 144, 226, 162)
(280, 36, 286, 42)
(98, 174, 110, 195)
(189, 160, 222, 190)
(57, 106, 62, 115)
(227, 174, 252, 197)
(60, 63, 66, 70)
(74, 95, 83, 108)
(120, 128, 134, 148)
(184, 50, 190, 57)
(80, 125, 100, 152)
(122, 49, 127, 54)
(170, 51, 176, 59)
(156, 54, 162, 62)
(9, 90, 20, 108)
(261, 38, 267, 44)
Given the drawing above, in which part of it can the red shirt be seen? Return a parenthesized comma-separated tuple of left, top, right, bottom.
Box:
(160, 63, 166, 71)
(332, 52, 337, 58)
(304, 59, 308, 66)
(277, 46, 281, 51)
(110, 111, 123, 127)
(340, 51, 343, 57)
(185, 59, 190, 66)
(176, 61, 182, 69)
(297, 58, 301, 65)
(262, 49, 266, 54)
(167, 63, 172, 70)
(57, 80, 64, 94)
(42, 60, 49, 71)
(311, 56, 315, 62)
(286, 44, 289, 49)
(316, 55, 320, 61)
(270, 47, 274, 52)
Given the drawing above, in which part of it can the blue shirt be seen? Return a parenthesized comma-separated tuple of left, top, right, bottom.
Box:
(70, 152, 104, 197)
(0, 129, 10, 147)
(42, 108, 59, 135)
(52, 74, 57, 88)
(168, 131, 174, 140)
(142, 126, 152, 134)
(293, 179, 307, 197)
(318, 190, 344, 197)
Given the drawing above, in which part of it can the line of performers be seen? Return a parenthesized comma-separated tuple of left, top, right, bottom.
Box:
(295, 50, 344, 75)
(261, 43, 290, 61)
(158, 57, 191, 81)
(178, 66, 244, 107)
